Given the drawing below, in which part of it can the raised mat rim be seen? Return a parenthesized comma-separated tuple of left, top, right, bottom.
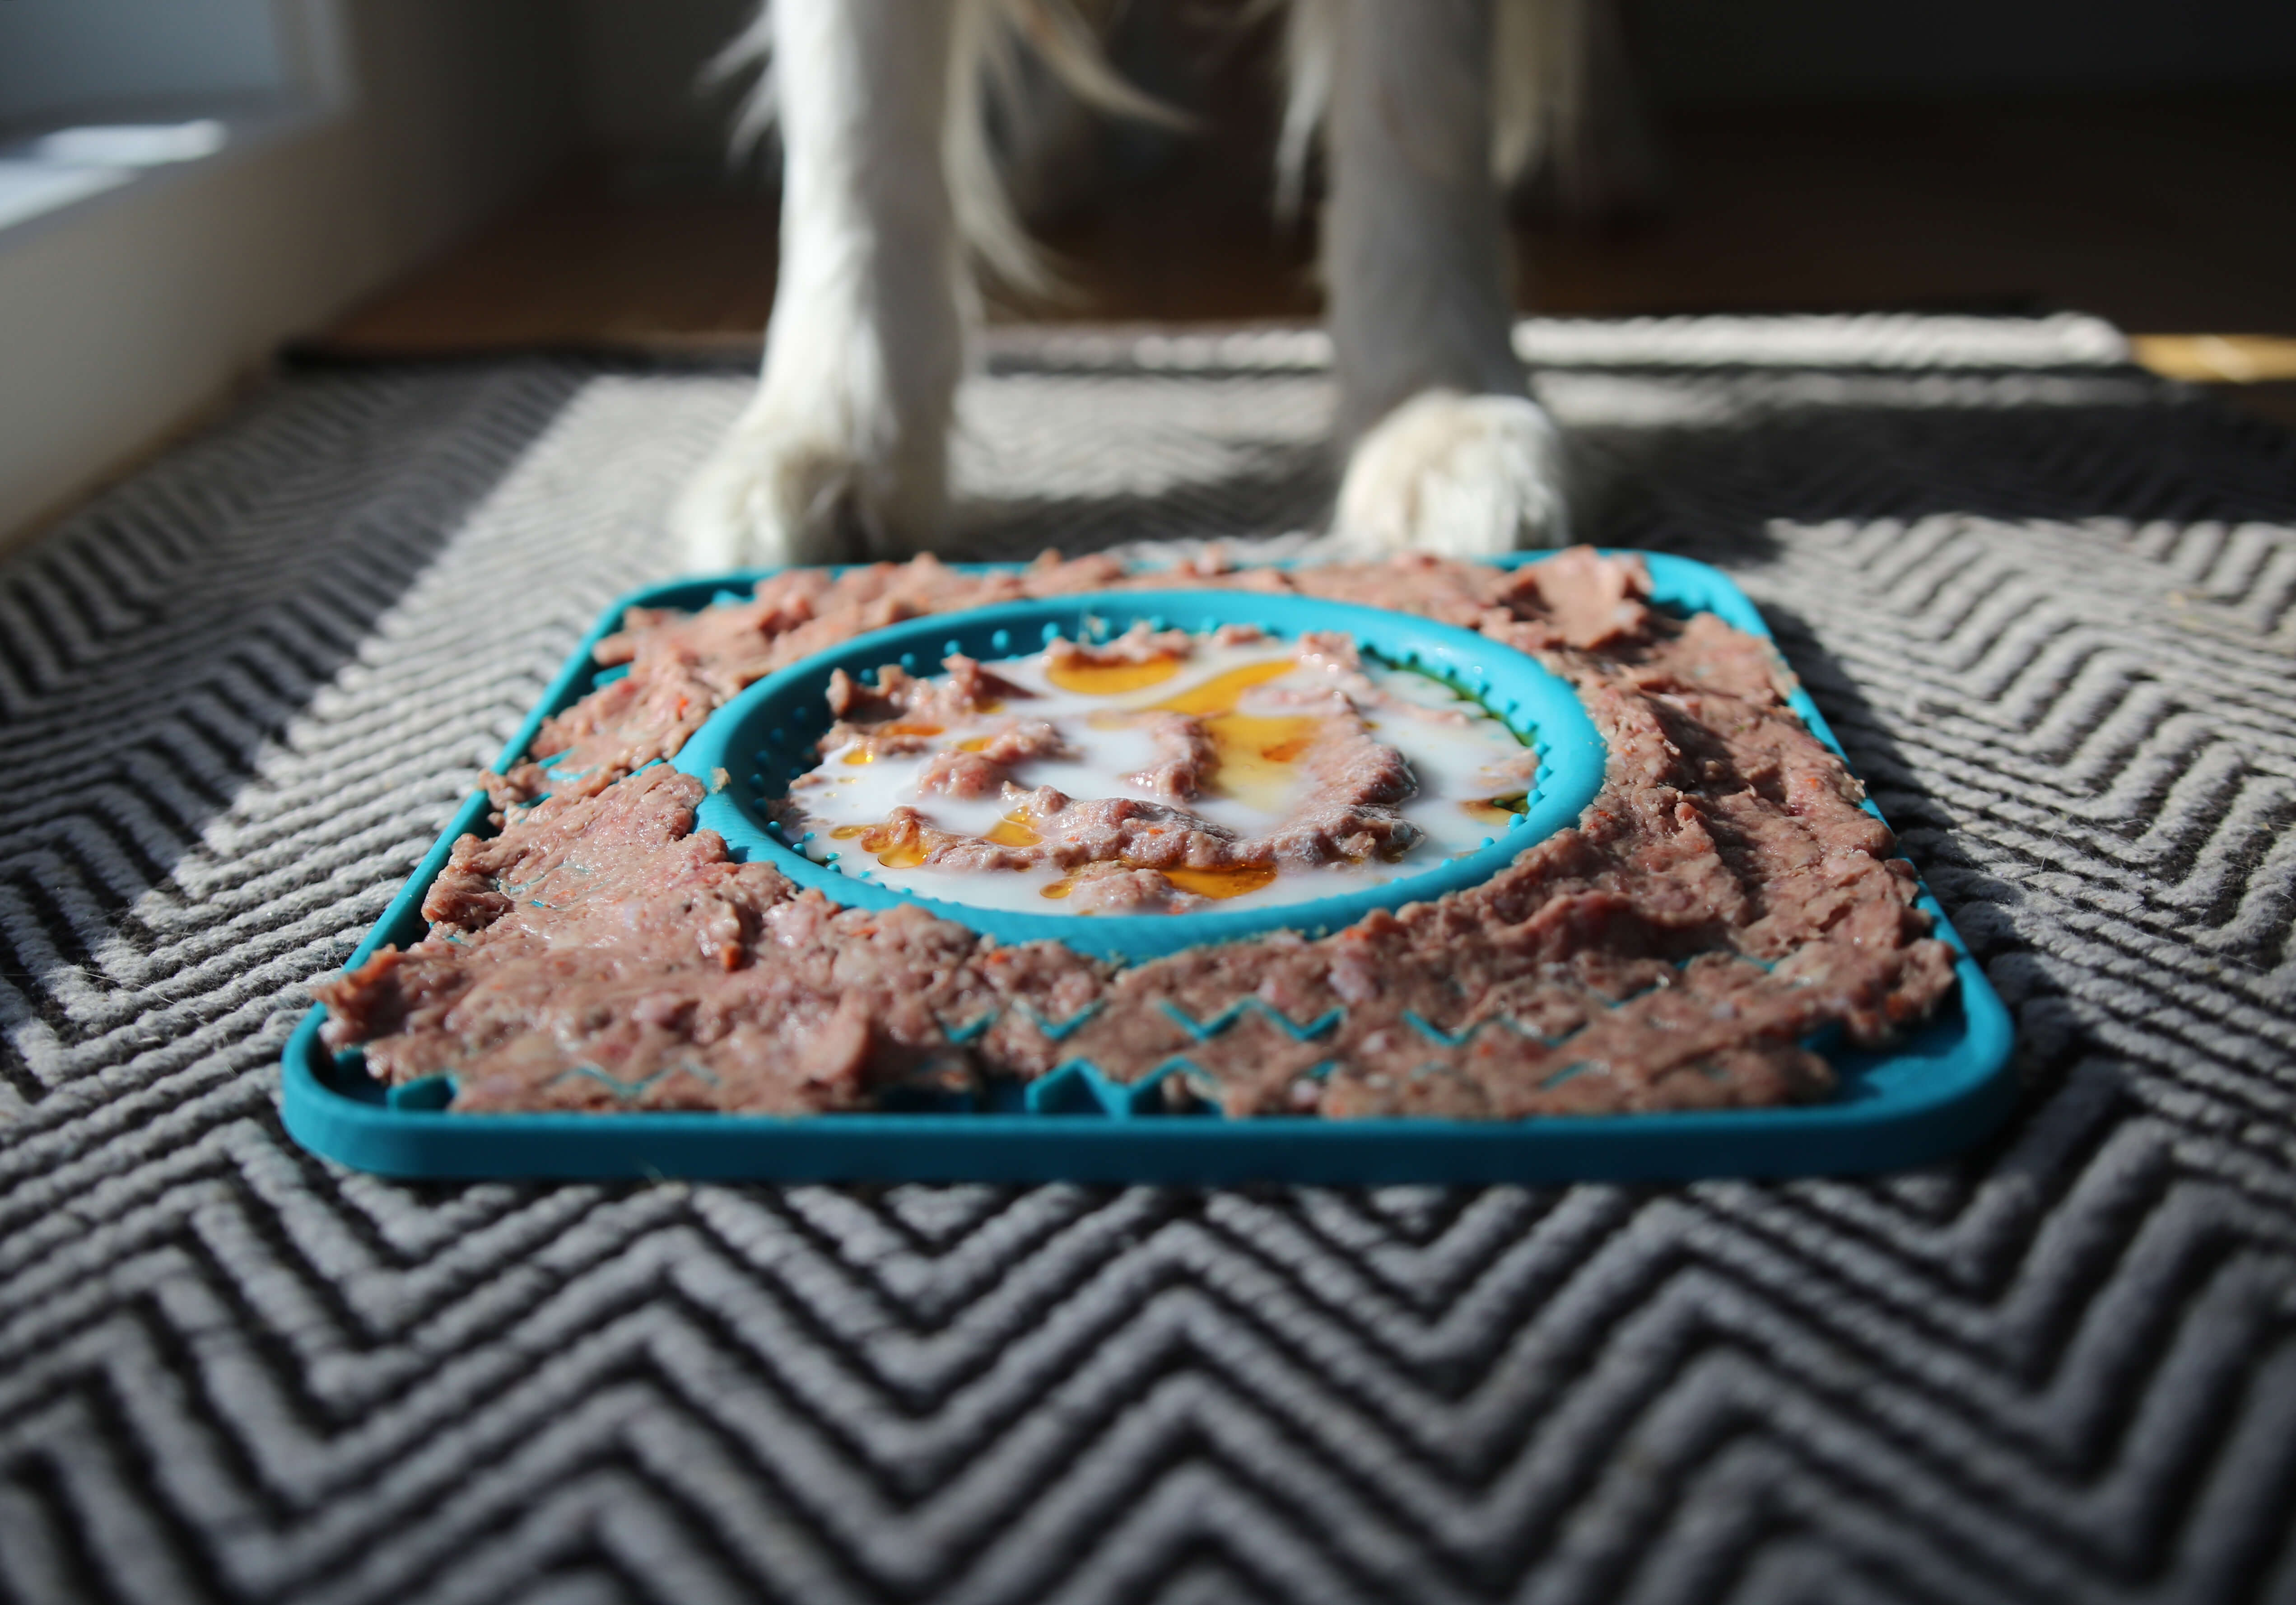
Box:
(279, 551, 2019, 1182)
(670, 590, 1607, 961)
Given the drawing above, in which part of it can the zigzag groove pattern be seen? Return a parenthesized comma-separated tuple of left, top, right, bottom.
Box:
(3, 321, 2295, 1602)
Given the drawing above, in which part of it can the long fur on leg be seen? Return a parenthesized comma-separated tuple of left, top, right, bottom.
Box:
(677, 0, 1174, 567)
(675, 0, 965, 567)
(1286, 0, 1571, 555)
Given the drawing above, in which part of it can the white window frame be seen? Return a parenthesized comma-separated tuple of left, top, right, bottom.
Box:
(0, 0, 353, 247)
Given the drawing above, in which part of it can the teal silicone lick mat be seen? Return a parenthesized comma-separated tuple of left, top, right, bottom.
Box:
(279, 551, 2017, 1183)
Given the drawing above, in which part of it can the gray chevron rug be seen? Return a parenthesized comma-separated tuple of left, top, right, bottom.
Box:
(4, 313, 2296, 1605)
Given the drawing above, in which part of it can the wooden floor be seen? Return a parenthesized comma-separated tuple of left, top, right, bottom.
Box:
(314, 88, 2296, 427)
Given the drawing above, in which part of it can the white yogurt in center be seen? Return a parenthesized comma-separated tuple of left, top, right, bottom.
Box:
(784, 636, 1537, 914)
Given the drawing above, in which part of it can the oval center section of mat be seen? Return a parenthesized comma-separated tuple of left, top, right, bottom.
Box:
(774, 625, 1537, 916)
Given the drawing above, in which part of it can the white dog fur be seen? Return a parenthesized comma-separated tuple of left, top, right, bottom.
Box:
(674, 0, 1583, 569)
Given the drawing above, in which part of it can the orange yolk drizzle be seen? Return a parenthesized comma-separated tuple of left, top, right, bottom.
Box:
(1043, 654, 1183, 695)
(827, 822, 930, 868)
(842, 719, 942, 765)
(1162, 864, 1279, 899)
(985, 814, 1041, 848)
(1039, 863, 1278, 901)
(1143, 657, 1323, 811)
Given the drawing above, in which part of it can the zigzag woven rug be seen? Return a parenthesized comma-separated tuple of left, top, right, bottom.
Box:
(3, 314, 2294, 1605)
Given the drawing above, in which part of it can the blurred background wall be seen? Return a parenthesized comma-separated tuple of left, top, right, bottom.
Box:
(565, 0, 753, 188)
(2, 0, 2292, 552)
(544, 0, 2296, 186)
(0, 0, 577, 545)
(0, 0, 298, 127)
(1630, 0, 2296, 99)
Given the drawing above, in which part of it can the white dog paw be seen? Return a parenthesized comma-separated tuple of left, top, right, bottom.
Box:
(671, 408, 945, 572)
(1332, 390, 1569, 559)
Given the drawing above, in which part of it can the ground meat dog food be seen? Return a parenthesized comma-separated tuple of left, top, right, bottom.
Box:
(317, 549, 1957, 1118)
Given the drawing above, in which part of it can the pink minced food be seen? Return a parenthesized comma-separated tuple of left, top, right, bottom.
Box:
(315, 549, 1957, 1119)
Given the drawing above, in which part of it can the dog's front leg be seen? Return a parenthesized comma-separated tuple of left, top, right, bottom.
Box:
(676, 0, 964, 568)
(1321, 0, 1567, 556)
